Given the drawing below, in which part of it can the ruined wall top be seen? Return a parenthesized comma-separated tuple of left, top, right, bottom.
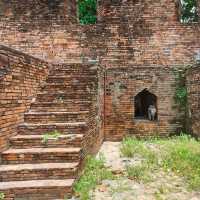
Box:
(98, 0, 180, 26)
(0, 0, 77, 28)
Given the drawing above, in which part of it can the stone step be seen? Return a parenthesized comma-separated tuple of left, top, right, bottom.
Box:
(36, 92, 92, 102)
(0, 162, 79, 181)
(30, 101, 91, 112)
(2, 147, 81, 164)
(18, 122, 88, 135)
(0, 179, 74, 200)
(10, 134, 83, 149)
(24, 111, 89, 123)
(50, 69, 97, 76)
(51, 63, 97, 72)
(46, 75, 97, 84)
(41, 84, 95, 92)
(50, 70, 97, 77)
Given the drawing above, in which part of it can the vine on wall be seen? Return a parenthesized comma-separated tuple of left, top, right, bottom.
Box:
(173, 68, 188, 110)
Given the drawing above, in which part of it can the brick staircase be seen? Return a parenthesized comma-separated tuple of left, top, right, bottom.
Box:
(0, 64, 98, 199)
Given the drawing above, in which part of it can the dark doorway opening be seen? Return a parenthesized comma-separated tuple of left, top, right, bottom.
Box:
(134, 89, 157, 120)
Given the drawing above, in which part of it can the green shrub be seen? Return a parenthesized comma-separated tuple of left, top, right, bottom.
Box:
(180, 0, 198, 23)
(78, 0, 97, 24)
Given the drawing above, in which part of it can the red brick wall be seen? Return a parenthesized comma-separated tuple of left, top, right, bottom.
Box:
(186, 64, 200, 138)
(0, 0, 199, 142)
(0, 45, 49, 151)
(104, 67, 180, 140)
(0, 0, 81, 63)
(94, 0, 200, 140)
(96, 0, 200, 68)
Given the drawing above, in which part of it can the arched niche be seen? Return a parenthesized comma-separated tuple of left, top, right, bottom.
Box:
(134, 89, 157, 120)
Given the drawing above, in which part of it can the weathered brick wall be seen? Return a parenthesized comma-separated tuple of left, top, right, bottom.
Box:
(186, 64, 200, 138)
(94, 0, 200, 139)
(97, 0, 200, 68)
(0, 45, 49, 151)
(0, 0, 200, 142)
(0, 0, 81, 63)
(0, 0, 77, 25)
(104, 67, 180, 140)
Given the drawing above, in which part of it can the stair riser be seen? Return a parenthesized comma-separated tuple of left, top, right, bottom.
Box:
(46, 76, 97, 84)
(18, 125, 87, 135)
(41, 86, 95, 92)
(37, 93, 92, 102)
(0, 168, 77, 182)
(24, 113, 88, 123)
(30, 106, 89, 113)
(2, 152, 80, 164)
(30, 102, 91, 112)
(1, 187, 72, 200)
(10, 137, 83, 149)
(50, 69, 97, 75)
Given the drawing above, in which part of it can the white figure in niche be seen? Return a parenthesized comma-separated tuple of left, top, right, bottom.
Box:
(148, 105, 157, 121)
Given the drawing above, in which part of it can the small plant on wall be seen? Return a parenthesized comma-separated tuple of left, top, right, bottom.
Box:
(78, 0, 97, 24)
(0, 193, 5, 200)
(180, 0, 198, 23)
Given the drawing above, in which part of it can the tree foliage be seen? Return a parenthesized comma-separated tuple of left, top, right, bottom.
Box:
(78, 0, 97, 24)
(181, 0, 198, 23)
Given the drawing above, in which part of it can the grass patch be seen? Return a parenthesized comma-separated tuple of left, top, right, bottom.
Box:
(121, 137, 158, 166)
(161, 135, 200, 190)
(73, 154, 114, 200)
(110, 181, 132, 195)
(0, 193, 5, 200)
(42, 130, 61, 144)
(126, 164, 151, 183)
(120, 135, 200, 190)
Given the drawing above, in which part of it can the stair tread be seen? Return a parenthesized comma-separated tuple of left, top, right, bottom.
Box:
(3, 147, 81, 154)
(0, 179, 75, 190)
(21, 122, 87, 126)
(26, 111, 89, 115)
(37, 91, 90, 95)
(32, 101, 91, 105)
(11, 134, 83, 139)
(0, 162, 79, 172)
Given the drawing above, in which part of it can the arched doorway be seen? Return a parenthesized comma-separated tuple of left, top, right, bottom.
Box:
(134, 89, 157, 120)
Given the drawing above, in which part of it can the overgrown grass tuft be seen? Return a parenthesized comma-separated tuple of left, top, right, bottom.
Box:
(0, 193, 5, 200)
(126, 164, 151, 182)
(73, 154, 114, 200)
(42, 130, 61, 144)
(121, 136, 158, 166)
(121, 135, 200, 190)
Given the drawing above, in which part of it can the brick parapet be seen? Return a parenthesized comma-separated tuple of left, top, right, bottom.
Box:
(0, 45, 50, 151)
